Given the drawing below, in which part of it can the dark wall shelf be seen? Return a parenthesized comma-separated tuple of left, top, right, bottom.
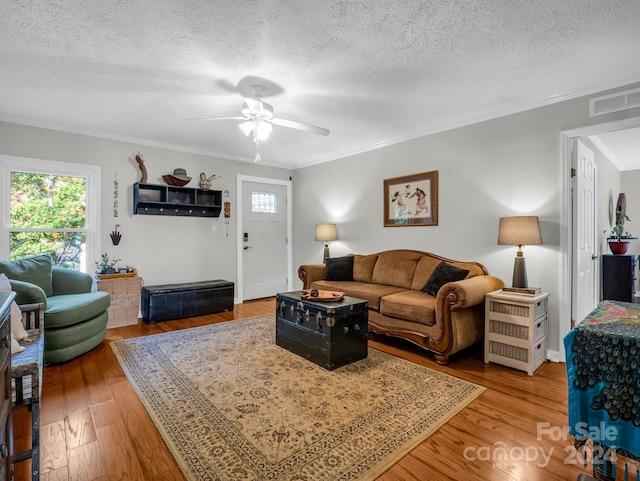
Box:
(133, 183, 222, 217)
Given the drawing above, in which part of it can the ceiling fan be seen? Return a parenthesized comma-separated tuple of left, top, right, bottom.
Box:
(184, 85, 330, 162)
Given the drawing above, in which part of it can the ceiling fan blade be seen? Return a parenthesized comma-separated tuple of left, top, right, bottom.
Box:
(181, 116, 245, 121)
(271, 117, 330, 136)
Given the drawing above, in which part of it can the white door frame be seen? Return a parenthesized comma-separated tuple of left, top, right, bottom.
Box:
(560, 116, 640, 362)
(236, 175, 293, 302)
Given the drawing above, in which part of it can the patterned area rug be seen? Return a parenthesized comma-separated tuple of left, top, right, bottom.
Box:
(111, 315, 485, 481)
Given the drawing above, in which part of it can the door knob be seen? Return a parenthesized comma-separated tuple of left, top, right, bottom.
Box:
(243, 245, 252, 250)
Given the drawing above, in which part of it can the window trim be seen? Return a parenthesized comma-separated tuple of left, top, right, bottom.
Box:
(0, 155, 101, 273)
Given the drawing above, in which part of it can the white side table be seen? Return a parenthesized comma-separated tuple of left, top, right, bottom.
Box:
(484, 289, 550, 376)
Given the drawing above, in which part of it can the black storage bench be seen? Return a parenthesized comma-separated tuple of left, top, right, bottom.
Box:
(141, 279, 234, 323)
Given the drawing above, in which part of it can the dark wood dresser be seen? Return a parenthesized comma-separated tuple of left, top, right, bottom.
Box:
(0, 292, 14, 481)
(602, 254, 636, 302)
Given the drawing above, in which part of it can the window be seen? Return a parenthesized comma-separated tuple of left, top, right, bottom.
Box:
(251, 191, 278, 214)
(0, 156, 100, 272)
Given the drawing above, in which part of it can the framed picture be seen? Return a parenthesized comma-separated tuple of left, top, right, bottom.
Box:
(383, 170, 438, 227)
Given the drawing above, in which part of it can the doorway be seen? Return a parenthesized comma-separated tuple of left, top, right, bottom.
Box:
(236, 175, 292, 301)
(561, 116, 640, 361)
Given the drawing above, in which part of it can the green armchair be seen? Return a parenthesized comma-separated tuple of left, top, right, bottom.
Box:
(0, 254, 110, 363)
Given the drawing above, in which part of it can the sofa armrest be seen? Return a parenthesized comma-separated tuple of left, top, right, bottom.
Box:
(18, 302, 45, 332)
(438, 275, 505, 310)
(298, 264, 326, 289)
(52, 267, 93, 295)
(8, 279, 48, 309)
(427, 275, 504, 358)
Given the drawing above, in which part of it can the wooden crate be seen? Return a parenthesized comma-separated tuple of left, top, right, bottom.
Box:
(96, 275, 143, 328)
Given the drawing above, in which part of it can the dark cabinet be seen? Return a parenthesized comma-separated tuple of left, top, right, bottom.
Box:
(602, 254, 636, 302)
(133, 183, 222, 217)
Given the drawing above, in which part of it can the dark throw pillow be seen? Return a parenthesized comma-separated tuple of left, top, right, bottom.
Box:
(422, 261, 469, 297)
(325, 256, 354, 281)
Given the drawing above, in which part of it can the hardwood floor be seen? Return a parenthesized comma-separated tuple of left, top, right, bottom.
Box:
(12, 298, 599, 480)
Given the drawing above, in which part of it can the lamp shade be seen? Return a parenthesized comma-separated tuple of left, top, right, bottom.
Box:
(315, 223, 337, 242)
(497, 216, 542, 246)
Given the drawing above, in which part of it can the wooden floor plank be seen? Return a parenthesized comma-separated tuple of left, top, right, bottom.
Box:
(95, 422, 146, 481)
(14, 298, 603, 480)
(110, 378, 183, 479)
(66, 441, 106, 481)
(40, 420, 68, 474)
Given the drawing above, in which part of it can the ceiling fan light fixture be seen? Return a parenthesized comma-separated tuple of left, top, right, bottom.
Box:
(239, 121, 253, 136)
(256, 121, 272, 140)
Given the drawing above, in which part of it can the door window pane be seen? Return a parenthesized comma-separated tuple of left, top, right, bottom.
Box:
(251, 191, 278, 214)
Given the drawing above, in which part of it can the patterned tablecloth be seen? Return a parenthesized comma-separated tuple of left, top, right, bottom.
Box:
(564, 300, 640, 460)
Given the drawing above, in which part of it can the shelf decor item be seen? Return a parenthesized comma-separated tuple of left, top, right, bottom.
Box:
(135, 153, 148, 184)
(199, 172, 222, 190)
(605, 193, 635, 255)
(162, 168, 191, 187)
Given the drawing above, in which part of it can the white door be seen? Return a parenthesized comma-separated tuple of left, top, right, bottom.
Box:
(572, 139, 598, 325)
(241, 180, 289, 300)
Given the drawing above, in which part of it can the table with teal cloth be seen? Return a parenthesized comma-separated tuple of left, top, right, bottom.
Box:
(564, 300, 640, 461)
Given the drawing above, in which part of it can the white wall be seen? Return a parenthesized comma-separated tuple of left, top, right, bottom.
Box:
(292, 82, 640, 354)
(0, 121, 292, 289)
(621, 170, 640, 259)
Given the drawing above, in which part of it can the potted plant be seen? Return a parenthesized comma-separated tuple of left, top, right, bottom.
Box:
(606, 209, 636, 255)
(95, 253, 121, 274)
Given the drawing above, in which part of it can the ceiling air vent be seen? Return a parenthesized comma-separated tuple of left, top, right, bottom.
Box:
(590, 87, 640, 116)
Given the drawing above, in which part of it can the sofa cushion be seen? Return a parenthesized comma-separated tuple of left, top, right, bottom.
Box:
(422, 262, 470, 297)
(325, 256, 354, 281)
(0, 253, 53, 296)
(380, 290, 436, 326)
(353, 254, 378, 283)
(310, 280, 406, 310)
(410, 256, 443, 291)
(371, 250, 422, 288)
(45, 292, 111, 329)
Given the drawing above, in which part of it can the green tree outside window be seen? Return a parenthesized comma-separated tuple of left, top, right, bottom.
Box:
(10, 172, 87, 269)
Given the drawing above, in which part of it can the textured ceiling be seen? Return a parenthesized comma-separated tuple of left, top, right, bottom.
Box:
(1, 0, 640, 169)
(590, 128, 640, 171)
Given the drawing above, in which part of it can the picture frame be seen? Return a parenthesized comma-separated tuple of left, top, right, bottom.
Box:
(383, 170, 438, 227)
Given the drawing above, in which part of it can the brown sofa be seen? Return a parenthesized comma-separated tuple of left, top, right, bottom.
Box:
(298, 249, 504, 364)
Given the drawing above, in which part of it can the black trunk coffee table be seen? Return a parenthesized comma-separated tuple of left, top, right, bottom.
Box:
(275, 291, 369, 370)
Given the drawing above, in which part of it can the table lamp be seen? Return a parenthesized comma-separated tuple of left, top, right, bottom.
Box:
(498, 216, 542, 288)
(315, 223, 337, 263)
